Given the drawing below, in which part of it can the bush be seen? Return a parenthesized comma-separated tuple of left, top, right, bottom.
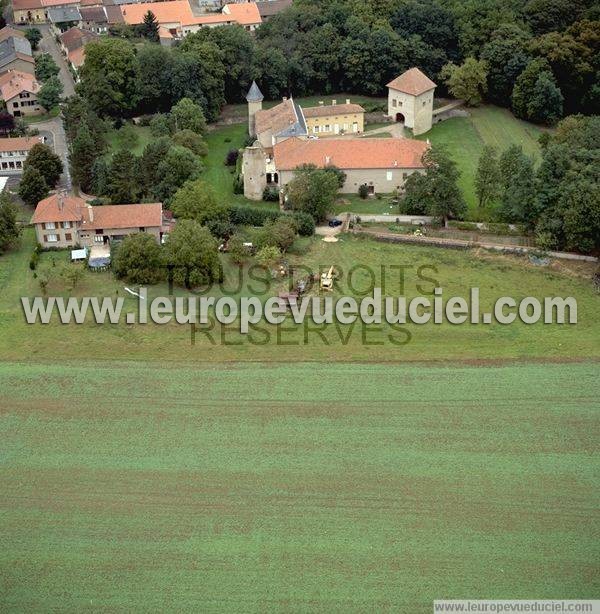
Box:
(262, 185, 279, 202)
(229, 204, 281, 226)
(292, 211, 315, 236)
(232, 173, 244, 194)
(29, 251, 39, 270)
(358, 184, 370, 199)
(225, 149, 239, 166)
(136, 114, 154, 126)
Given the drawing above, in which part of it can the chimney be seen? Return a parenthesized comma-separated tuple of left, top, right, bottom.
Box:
(58, 193, 64, 211)
(88, 205, 94, 223)
(346, 98, 350, 105)
(332, 99, 337, 106)
(393, 160, 398, 167)
(325, 155, 331, 165)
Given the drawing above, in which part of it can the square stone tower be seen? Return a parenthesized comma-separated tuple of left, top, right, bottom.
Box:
(386, 68, 436, 136)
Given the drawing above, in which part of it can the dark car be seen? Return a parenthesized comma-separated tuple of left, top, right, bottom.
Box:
(328, 218, 343, 228)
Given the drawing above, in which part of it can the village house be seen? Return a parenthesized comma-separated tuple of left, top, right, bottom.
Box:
(59, 27, 99, 73)
(48, 5, 83, 32)
(0, 36, 34, 76)
(387, 67, 436, 136)
(303, 100, 365, 136)
(0, 27, 27, 44)
(32, 193, 167, 248)
(255, 0, 292, 21)
(0, 136, 43, 173)
(0, 71, 42, 117)
(13, 0, 80, 24)
(78, 5, 109, 33)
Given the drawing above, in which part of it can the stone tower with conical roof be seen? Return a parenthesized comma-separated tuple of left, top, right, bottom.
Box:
(246, 80, 264, 137)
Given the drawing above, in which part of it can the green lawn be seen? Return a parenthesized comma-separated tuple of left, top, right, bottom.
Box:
(0, 360, 598, 611)
(105, 125, 153, 156)
(334, 194, 398, 215)
(2, 228, 599, 363)
(415, 106, 545, 220)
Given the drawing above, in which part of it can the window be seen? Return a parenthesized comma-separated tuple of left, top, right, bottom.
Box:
(392, 99, 397, 108)
(65, 233, 72, 241)
(352, 122, 358, 133)
(423, 101, 427, 106)
(63, 221, 71, 229)
(398, 101, 403, 107)
(44, 222, 56, 230)
(386, 171, 393, 181)
(46, 234, 58, 243)
(313, 126, 318, 134)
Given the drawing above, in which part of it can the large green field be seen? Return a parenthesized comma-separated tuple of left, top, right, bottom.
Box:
(1, 360, 598, 611)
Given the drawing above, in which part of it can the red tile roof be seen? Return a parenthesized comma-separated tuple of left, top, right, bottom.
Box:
(32, 194, 87, 223)
(0, 26, 26, 42)
(387, 67, 437, 96)
(32, 193, 163, 229)
(0, 70, 40, 101)
(0, 135, 42, 152)
(221, 2, 261, 25)
(303, 103, 365, 118)
(274, 137, 429, 171)
(120, 0, 194, 26)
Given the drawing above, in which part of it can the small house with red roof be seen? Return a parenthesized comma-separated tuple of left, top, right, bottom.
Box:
(32, 193, 167, 248)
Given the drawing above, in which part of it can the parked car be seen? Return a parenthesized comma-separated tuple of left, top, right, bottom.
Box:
(328, 218, 343, 228)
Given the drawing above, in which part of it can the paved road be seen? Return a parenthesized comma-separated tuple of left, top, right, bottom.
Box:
(34, 116, 72, 191)
(37, 25, 76, 98)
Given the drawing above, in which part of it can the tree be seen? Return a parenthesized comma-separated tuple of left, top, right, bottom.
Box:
(258, 217, 297, 253)
(162, 219, 221, 288)
(0, 193, 21, 254)
(170, 98, 207, 135)
(475, 146, 501, 211)
(441, 58, 487, 106)
(139, 10, 159, 42)
(0, 111, 15, 136)
(498, 145, 537, 225)
(108, 150, 140, 204)
(172, 129, 208, 156)
(170, 179, 226, 225)
(154, 146, 203, 204)
(256, 245, 281, 270)
(324, 165, 346, 189)
(24, 143, 63, 188)
(512, 58, 563, 124)
(25, 28, 42, 51)
(285, 164, 339, 222)
(37, 76, 63, 111)
(79, 38, 139, 118)
(18, 166, 48, 207)
(69, 123, 97, 193)
(404, 147, 466, 225)
(61, 264, 85, 290)
(140, 137, 172, 191)
(227, 234, 251, 265)
(34, 54, 60, 81)
(480, 25, 531, 107)
(113, 233, 164, 284)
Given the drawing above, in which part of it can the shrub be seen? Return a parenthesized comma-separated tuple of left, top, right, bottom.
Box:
(228, 204, 281, 226)
(232, 173, 244, 194)
(262, 185, 279, 202)
(29, 251, 39, 270)
(225, 149, 239, 166)
(358, 184, 370, 199)
(292, 211, 315, 236)
(136, 114, 154, 126)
